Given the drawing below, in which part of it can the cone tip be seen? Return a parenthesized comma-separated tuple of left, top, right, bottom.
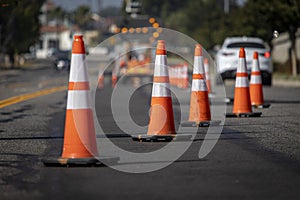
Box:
(156, 40, 166, 55)
(239, 47, 245, 58)
(74, 34, 83, 40)
(195, 44, 203, 56)
(253, 51, 258, 59)
(72, 34, 85, 54)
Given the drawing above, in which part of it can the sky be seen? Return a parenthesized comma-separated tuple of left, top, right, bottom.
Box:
(52, 0, 123, 12)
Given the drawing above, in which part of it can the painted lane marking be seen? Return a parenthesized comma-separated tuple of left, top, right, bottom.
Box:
(0, 86, 67, 109)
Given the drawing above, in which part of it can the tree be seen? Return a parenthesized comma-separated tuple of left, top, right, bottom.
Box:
(0, 0, 45, 67)
(235, 0, 300, 75)
(100, 6, 121, 17)
(164, 0, 232, 48)
(48, 6, 66, 24)
(72, 5, 92, 30)
(141, 0, 300, 75)
(141, 0, 187, 22)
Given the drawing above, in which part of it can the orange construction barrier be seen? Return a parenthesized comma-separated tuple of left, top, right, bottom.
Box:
(204, 58, 212, 93)
(226, 48, 261, 117)
(43, 35, 118, 166)
(132, 40, 176, 142)
(250, 52, 270, 108)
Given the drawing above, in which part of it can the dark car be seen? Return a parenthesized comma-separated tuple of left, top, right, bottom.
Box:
(52, 50, 71, 71)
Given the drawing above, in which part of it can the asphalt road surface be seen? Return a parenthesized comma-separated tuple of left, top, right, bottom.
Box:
(0, 61, 300, 200)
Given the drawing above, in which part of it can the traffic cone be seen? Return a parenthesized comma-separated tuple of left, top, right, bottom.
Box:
(182, 44, 219, 127)
(132, 40, 189, 142)
(179, 63, 189, 89)
(226, 48, 262, 117)
(250, 52, 270, 108)
(204, 58, 212, 94)
(97, 70, 104, 89)
(43, 35, 118, 166)
(111, 59, 120, 88)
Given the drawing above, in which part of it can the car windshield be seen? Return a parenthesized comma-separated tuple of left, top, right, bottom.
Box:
(227, 42, 265, 49)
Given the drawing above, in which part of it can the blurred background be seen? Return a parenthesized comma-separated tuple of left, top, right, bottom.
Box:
(0, 0, 299, 77)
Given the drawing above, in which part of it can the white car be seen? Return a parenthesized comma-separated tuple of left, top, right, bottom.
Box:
(215, 37, 273, 85)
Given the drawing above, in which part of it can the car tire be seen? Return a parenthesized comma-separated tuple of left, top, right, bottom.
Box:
(262, 73, 272, 86)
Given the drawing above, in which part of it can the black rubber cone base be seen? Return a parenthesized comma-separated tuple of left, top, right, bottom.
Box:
(131, 134, 192, 142)
(252, 103, 271, 109)
(225, 97, 234, 104)
(42, 156, 119, 167)
(225, 112, 262, 118)
(181, 120, 221, 127)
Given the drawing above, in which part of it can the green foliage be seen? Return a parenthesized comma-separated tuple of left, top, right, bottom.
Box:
(48, 6, 66, 22)
(232, 0, 300, 45)
(100, 6, 121, 17)
(141, 0, 187, 19)
(141, 0, 300, 49)
(0, 0, 45, 54)
(71, 5, 92, 30)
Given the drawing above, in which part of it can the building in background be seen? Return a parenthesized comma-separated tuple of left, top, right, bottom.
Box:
(35, 0, 104, 59)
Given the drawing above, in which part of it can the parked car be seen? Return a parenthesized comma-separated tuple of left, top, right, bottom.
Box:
(52, 50, 71, 71)
(215, 37, 273, 85)
(54, 57, 70, 71)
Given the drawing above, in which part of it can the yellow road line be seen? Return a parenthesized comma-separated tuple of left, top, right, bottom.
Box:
(0, 86, 67, 109)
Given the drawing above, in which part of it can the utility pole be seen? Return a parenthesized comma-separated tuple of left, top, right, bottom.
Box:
(224, 0, 229, 14)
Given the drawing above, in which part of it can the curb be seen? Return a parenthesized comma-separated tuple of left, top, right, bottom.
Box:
(272, 79, 300, 87)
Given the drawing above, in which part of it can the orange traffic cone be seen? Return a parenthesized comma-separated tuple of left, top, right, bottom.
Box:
(250, 52, 270, 108)
(132, 40, 177, 142)
(204, 58, 212, 94)
(111, 59, 120, 88)
(169, 65, 175, 86)
(179, 63, 189, 89)
(43, 35, 118, 166)
(182, 44, 219, 127)
(97, 70, 104, 89)
(226, 48, 261, 117)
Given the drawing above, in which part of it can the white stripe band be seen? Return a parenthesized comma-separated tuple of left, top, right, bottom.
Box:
(70, 54, 89, 82)
(250, 75, 262, 84)
(192, 79, 207, 91)
(193, 56, 205, 74)
(182, 66, 188, 78)
(67, 90, 92, 109)
(154, 55, 168, 76)
(235, 77, 249, 87)
(237, 58, 247, 73)
(252, 60, 260, 71)
(152, 82, 171, 97)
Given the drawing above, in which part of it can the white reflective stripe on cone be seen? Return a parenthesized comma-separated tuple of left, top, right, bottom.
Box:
(193, 56, 205, 74)
(154, 55, 168, 76)
(183, 66, 188, 78)
(237, 58, 247, 73)
(252, 60, 260, 71)
(250, 75, 262, 84)
(70, 54, 89, 82)
(152, 82, 171, 97)
(191, 79, 207, 91)
(235, 77, 249, 88)
(205, 65, 210, 79)
(180, 67, 184, 78)
(67, 90, 92, 109)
